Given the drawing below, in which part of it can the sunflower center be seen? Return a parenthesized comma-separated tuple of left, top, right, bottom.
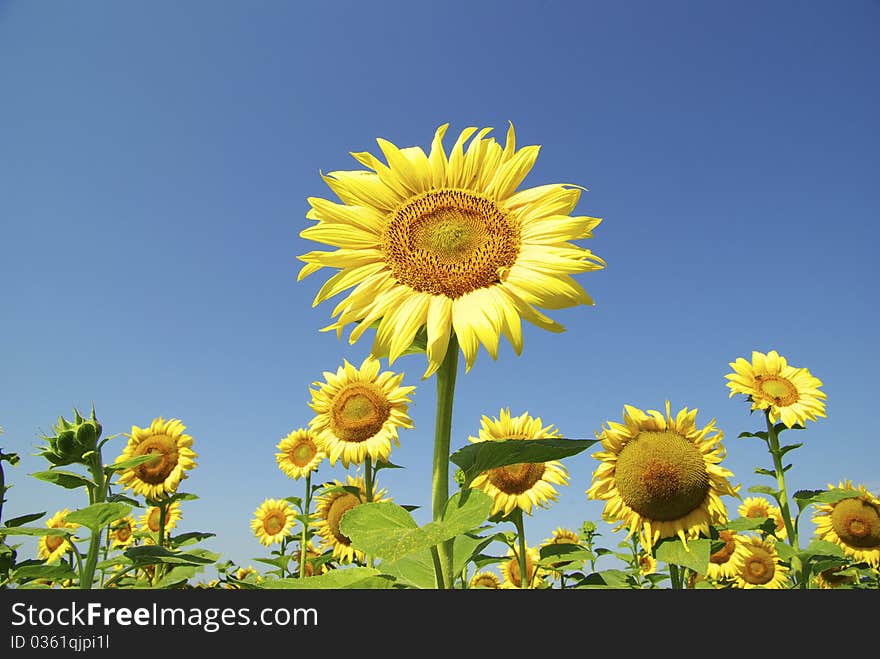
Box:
(472, 575, 498, 589)
(487, 462, 546, 495)
(383, 189, 520, 298)
(147, 508, 161, 532)
(614, 431, 710, 521)
(507, 554, 534, 588)
(45, 535, 64, 552)
(743, 551, 773, 585)
(830, 498, 880, 548)
(133, 434, 179, 484)
(263, 511, 286, 536)
(755, 375, 799, 407)
(744, 505, 768, 518)
(115, 522, 132, 542)
(327, 494, 360, 545)
(289, 440, 317, 467)
(330, 384, 391, 443)
(710, 531, 737, 565)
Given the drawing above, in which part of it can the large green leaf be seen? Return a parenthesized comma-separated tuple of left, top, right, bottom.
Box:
(13, 563, 78, 582)
(803, 540, 846, 560)
(124, 545, 217, 566)
(105, 454, 158, 472)
(4, 512, 46, 527)
(0, 526, 73, 537)
(450, 438, 598, 488)
(259, 567, 394, 589)
(654, 537, 711, 574)
(720, 516, 776, 534)
(30, 470, 96, 490)
(794, 488, 863, 513)
(379, 552, 437, 589)
(576, 569, 634, 589)
(339, 490, 492, 563)
(66, 502, 132, 531)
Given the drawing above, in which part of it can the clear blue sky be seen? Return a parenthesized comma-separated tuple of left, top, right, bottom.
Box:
(2, 1, 878, 575)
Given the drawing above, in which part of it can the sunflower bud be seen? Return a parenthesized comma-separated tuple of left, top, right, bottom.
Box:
(38, 406, 103, 467)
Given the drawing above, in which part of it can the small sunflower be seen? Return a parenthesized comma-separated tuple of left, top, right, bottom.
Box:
(115, 417, 198, 499)
(297, 123, 606, 377)
(469, 408, 570, 516)
(251, 499, 297, 547)
(812, 481, 880, 568)
(226, 565, 264, 588)
(738, 497, 772, 520)
(540, 527, 581, 571)
(814, 566, 859, 590)
(140, 501, 183, 536)
(308, 356, 415, 468)
(500, 545, 546, 589)
(109, 516, 138, 549)
(725, 350, 826, 428)
(295, 540, 330, 577)
(768, 505, 788, 540)
(706, 529, 741, 581)
(637, 554, 657, 576)
(37, 509, 79, 564)
(313, 475, 390, 564)
(731, 535, 790, 589)
(469, 571, 502, 589)
(276, 428, 325, 479)
(586, 402, 739, 551)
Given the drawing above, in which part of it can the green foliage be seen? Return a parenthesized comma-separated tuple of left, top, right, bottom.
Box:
(30, 470, 96, 490)
(259, 567, 395, 589)
(654, 537, 711, 575)
(66, 502, 132, 532)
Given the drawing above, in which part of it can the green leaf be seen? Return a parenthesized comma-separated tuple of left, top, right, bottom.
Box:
(450, 438, 598, 488)
(4, 512, 46, 528)
(803, 540, 846, 560)
(773, 542, 797, 561)
(779, 443, 803, 456)
(169, 531, 215, 547)
(747, 485, 779, 497)
(123, 545, 217, 567)
(0, 526, 73, 537)
(654, 537, 711, 574)
(720, 516, 777, 534)
(106, 494, 142, 507)
(253, 556, 292, 570)
(105, 454, 158, 472)
(13, 563, 78, 582)
(576, 569, 634, 589)
(341, 490, 492, 563)
(538, 544, 593, 568)
(794, 488, 863, 513)
(0, 450, 21, 466)
(259, 566, 394, 589)
(29, 470, 96, 490)
(66, 502, 131, 532)
(379, 552, 437, 589)
(753, 467, 776, 477)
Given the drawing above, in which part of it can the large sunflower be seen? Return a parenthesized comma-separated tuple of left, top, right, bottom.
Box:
(37, 509, 79, 564)
(469, 409, 570, 516)
(297, 123, 605, 377)
(586, 402, 739, 551)
(731, 535, 790, 589)
(308, 356, 415, 467)
(115, 417, 197, 499)
(276, 428, 325, 479)
(313, 475, 390, 564)
(726, 350, 826, 428)
(500, 545, 546, 589)
(812, 481, 880, 568)
(251, 499, 297, 547)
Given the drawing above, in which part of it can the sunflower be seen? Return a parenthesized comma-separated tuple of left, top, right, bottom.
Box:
(313, 475, 390, 564)
(738, 497, 772, 520)
(140, 501, 183, 537)
(725, 350, 826, 428)
(109, 516, 138, 549)
(469, 571, 502, 589)
(731, 535, 790, 589)
(226, 565, 263, 589)
(814, 566, 858, 590)
(812, 481, 880, 568)
(251, 499, 297, 547)
(540, 527, 581, 571)
(276, 428, 325, 479)
(500, 545, 546, 589)
(469, 409, 570, 516)
(295, 540, 330, 577)
(37, 509, 79, 564)
(586, 402, 739, 551)
(768, 506, 788, 540)
(297, 123, 605, 377)
(706, 529, 741, 581)
(115, 417, 197, 499)
(308, 356, 415, 467)
(637, 554, 657, 576)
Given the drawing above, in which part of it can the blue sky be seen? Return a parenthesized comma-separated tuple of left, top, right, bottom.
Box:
(1, 1, 878, 576)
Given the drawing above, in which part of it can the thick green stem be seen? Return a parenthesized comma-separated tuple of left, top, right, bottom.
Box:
(79, 453, 107, 589)
(430, 546, 446, 590)
(513, 510, 529, 589)
(765, 413, 798, 548)
(299, 473, 312, 579)
(669, 563, 681, 590)
(431, 333, 459, 589)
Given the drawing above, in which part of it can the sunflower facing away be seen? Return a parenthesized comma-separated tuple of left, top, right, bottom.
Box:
(297, 123, 605, 377)
(469, 571, 502, 589)
(812, 481, 880, 568)
(37, 509, 79, 564)
(309, 356, 415, 467)
(276, 428, 325, 479)
(814, 566, 859, 590)
(140, 501, 183, 537)
(726, 350, 826, 428)
(313, 475, 390, 564)
(109, 516, 138, 549)
(586, 402, 739, 551)
(731, 535, 790, 589)
(251, 499, 297, 547)
(500, 545, 546, 589)
(115, 417, 197, 500)
(296, 540, 330, 578)
(469, 408, 570, 516)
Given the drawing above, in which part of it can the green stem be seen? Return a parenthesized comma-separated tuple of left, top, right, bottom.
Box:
(669, 563, 681, 590)
(429, 546, 446, 590)
(512, 510, 529, 589)
(765, 413, 798, 548)
(0, 459, 6, 528)
(431, 333, 459, 589)
(103, 564, 138, 589)
(299, 473, 311, 579)
(79, 453, 108, 589)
